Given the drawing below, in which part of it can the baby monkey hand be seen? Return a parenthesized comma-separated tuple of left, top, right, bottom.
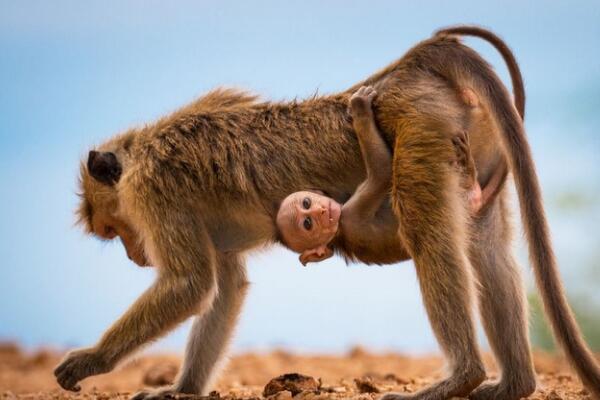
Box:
(350, 86, 377, 117)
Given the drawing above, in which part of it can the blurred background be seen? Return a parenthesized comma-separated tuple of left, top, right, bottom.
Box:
(0, 0, 598, 356)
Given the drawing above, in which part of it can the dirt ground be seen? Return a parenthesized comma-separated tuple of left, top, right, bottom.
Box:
(0, 342, 593, 400)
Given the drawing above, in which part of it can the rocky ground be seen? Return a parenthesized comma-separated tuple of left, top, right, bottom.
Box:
(0, 343, 592, 399)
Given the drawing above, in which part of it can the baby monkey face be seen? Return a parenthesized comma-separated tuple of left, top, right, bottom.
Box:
(276, 191, 341, 254)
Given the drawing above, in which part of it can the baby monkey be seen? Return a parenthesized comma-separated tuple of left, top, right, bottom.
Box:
(276, 86, 482, 265)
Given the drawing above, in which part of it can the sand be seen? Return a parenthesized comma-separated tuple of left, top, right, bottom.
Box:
(0, 343, 592, 399)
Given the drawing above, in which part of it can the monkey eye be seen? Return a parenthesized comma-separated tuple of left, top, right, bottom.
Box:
(303, 217, 312, 231)
(302, 197, 311, 209)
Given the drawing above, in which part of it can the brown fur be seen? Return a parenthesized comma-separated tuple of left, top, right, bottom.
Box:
(55, 26, 600, 400)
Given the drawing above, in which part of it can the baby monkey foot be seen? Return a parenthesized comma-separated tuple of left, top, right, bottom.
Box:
(452, 132, 482, 213)
(452, 132, 474, 176)
(350, 85, 377, 117)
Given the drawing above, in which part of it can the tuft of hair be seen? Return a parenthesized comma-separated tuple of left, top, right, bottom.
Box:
(176, 87, 262, 115)
(76, 162, 94, 234)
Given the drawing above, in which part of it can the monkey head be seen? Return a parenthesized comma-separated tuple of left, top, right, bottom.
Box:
(77, 149, 150, 267)
(276, 190, 341, 265)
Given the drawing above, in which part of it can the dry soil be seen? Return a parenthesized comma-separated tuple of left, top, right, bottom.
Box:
(0, 343, 593, 400)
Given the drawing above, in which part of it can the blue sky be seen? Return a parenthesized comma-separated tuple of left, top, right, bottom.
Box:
(0, 1, 599, 355)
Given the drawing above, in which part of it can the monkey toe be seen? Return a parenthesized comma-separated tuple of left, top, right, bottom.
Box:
(55, 361, 78, 391)
(130, 391, 151, 400)
(452, 135, 468, 151)
(469, 383, 502, 400)
(379, 392, 412, 400)
(131, 390, 156, 400)
(130, 388, 179, 400)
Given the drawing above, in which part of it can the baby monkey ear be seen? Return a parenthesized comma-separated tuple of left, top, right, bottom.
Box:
(299, 245, 334, 266)
(87, 150, 122, 186)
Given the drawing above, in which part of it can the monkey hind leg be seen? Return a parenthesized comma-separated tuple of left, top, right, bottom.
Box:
(382, 129, 485, 400)
(468, 195, 536, 400)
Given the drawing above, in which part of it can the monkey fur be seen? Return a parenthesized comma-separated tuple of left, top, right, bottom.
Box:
(55, 26, 600, 400)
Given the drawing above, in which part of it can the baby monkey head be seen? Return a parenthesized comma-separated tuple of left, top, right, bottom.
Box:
(276, 190, 342, 266)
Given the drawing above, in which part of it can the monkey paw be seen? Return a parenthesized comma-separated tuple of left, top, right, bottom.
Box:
(130, 387, 180, 400)
(54, 347, 111, 392)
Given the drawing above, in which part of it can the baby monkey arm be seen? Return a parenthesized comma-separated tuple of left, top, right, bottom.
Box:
(339, 86, 400, 254)
(342, 86, 392, 220)
(339, 87, 482, 261)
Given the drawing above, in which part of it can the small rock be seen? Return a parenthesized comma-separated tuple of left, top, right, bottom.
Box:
(577, 388, 589, 396)
(321, 386, 346, 393)
(354, 377, 380, 393)
(142, 363, 179, 387)
(2, 391, 17, 400)
(383, 373, 409, 385)
(0, 343, 20, 356)
(263, 373, 320, 397)
(266, 390, 293, 400)
(546, 390, 563, 400)
(347, 346, 368, 358)
(293, 391, 322, 400)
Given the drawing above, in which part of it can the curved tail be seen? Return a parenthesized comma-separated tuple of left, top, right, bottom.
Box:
(436, 25, 525, 119)
(446, 25, 600, 397)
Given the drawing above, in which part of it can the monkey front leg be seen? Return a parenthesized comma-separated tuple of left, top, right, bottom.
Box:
(132, 253, 249, 399)
(54, 272, 216, 391)
(55, 216, 218, 392)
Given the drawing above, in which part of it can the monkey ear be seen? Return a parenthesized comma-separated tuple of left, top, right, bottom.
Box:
(87, 150, 122, 186)
(299, 245, 334, 266)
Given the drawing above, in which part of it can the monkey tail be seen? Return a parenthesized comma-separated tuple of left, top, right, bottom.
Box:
(452, 27, 600, 397)
(435, 25, 525, 120)
(436, 26, 526, 211)
(493, 83, 600, 399)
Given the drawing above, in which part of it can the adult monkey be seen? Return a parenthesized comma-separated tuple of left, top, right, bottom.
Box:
(54, 26, 600, 399)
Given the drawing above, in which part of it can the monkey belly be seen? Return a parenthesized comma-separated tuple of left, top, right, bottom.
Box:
(201, 202, 276, 253)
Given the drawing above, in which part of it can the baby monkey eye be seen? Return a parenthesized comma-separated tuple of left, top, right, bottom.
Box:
(303, 217, 312, 231)
(302, 197, 311, 209)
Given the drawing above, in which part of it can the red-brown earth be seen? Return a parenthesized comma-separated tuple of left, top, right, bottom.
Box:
(0, 343, 592, 399)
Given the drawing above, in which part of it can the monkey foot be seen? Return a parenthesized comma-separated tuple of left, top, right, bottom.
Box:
(469, 381, 536, 400)
(380, 392, 451, 400)
(130, 387, 179, 400)
(380, 366, 485, 400)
